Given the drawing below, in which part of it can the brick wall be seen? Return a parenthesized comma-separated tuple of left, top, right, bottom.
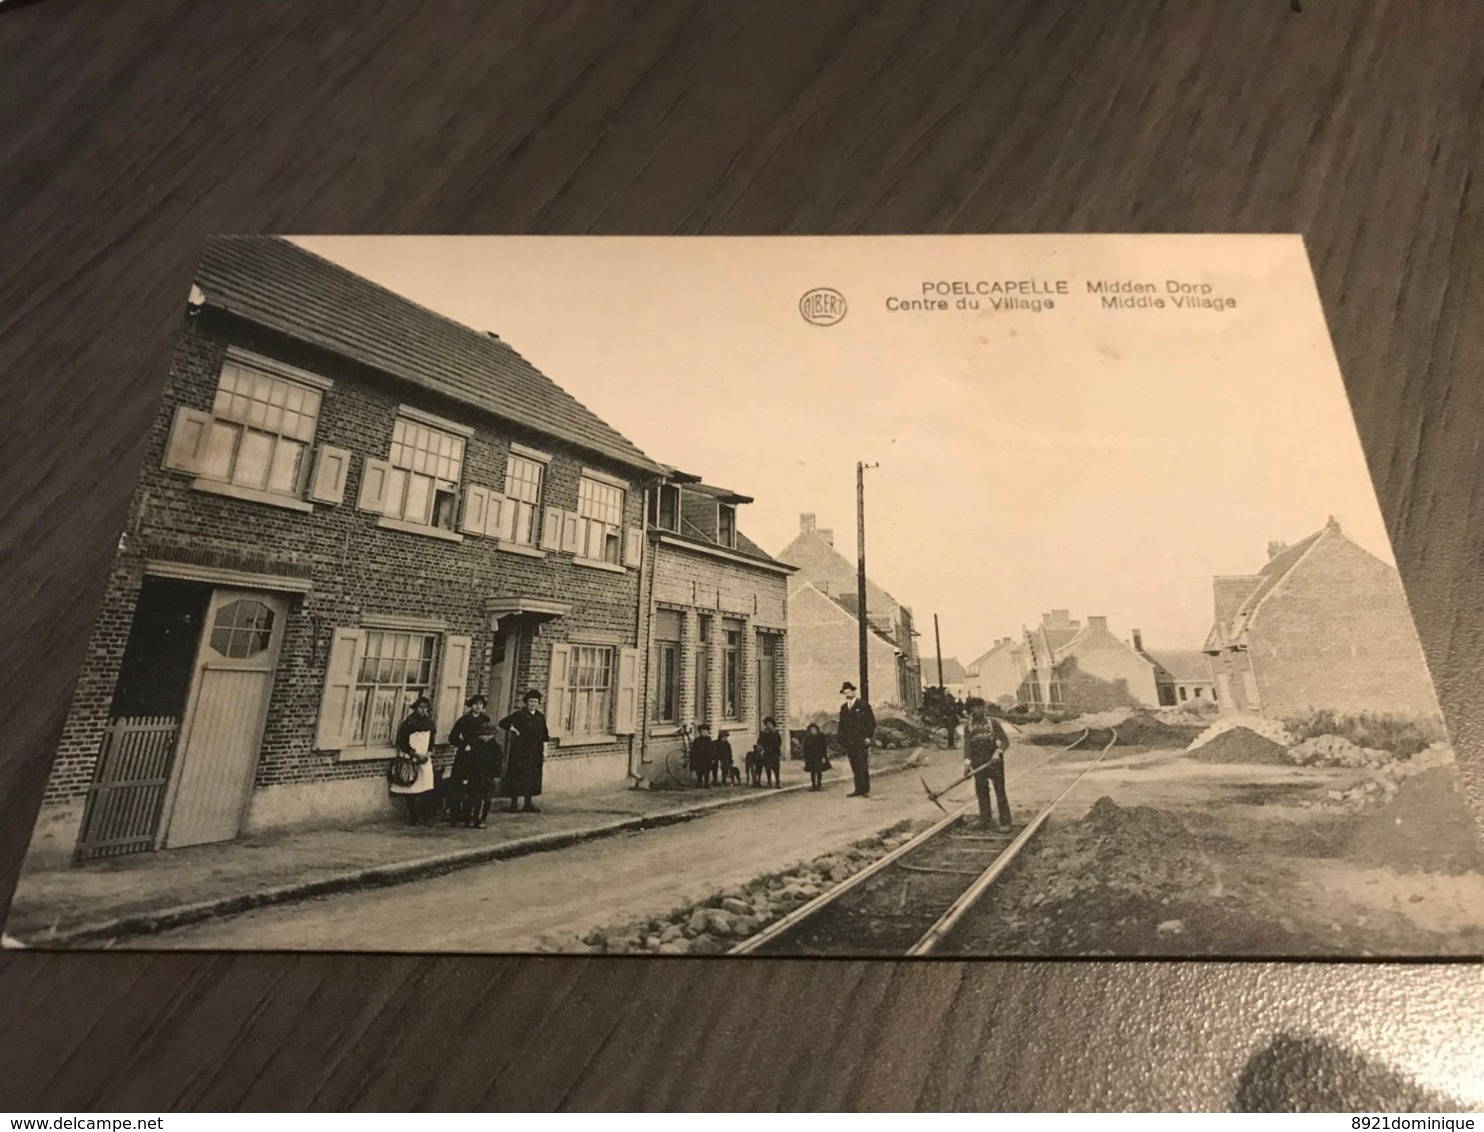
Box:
(642, 538, 789, 783)
(1246, 534, 1443, 719)
(35, 311, 651, 855)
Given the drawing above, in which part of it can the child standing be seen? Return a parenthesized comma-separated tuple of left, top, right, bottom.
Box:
(802, 722, 830, 791)
(759, 716, 784, 788)
(714, 730, 736, 786)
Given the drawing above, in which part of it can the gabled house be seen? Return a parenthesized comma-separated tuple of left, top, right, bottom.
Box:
(964, 638, 1022, 706)
(639, 475, 794, 782)
(785, 583, 906, 723)
(1015, 611, 1169, 712)
(1202, 517, 1441, 720)
(923, 656, 967, 700)
(776, 513, 922, 713)
(1141, 643, 1217, 707)
(30, 236, 671, 866)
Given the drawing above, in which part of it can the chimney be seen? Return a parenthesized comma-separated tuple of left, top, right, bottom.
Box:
(1044, 609, 1072, 628)
(800, 513, 816, 535)
(1087, 615, 1108, 632)
(1326, 514, 1341, 531)
(1131, 628, 1144, 651)
(1267, 540, 1288, 560)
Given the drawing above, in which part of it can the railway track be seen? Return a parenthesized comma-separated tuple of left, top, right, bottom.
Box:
(733, 726, 1118, 956)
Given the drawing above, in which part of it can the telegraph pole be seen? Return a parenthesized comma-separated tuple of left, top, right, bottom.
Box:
(934, 613, 945, 689)
(856, 461, 877, 704)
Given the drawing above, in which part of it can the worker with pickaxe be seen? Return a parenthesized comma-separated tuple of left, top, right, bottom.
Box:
(919, 704, 1014, 829)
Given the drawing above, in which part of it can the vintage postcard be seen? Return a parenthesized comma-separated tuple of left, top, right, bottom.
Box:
(5, 234, 1480, 957)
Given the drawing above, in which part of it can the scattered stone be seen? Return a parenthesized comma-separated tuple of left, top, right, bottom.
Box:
(688, 908, 711, 933)
(659, 924, 683, 944)
(658, 940, 691, 955)
(689, 936, 731, 955)
(582, 928, 607, 947)
(1156, 919, 1184, 935)
(728, 914, 760, 937)
(720, 897, 752, 916)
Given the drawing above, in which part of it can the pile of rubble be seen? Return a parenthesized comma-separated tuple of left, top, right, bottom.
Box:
(1187, 715, 1294, 751)
(1287, 732, 1393, 769)
(534, 823, 924, 955)
(1297, 742, 1456, 812)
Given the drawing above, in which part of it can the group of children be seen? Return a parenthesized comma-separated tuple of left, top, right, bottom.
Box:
(688, 716, 786, 788)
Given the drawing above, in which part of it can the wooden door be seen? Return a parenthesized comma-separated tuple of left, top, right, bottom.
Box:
(162, 589, 287, 849)
(489, 618, 525, 721)
(756, 632, 777, 726)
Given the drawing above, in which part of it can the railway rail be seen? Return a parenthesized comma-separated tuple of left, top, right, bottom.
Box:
(733, 726, 1119, 956)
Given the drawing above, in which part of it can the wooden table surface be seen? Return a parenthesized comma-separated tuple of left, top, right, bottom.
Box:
(2, 0, 1481, 1112)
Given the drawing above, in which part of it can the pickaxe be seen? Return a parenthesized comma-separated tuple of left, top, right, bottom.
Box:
(918, 757, 1003, 815)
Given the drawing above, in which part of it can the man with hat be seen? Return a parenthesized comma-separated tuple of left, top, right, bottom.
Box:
(837, 681, 877, 797)
(964, 702, 1013, 830)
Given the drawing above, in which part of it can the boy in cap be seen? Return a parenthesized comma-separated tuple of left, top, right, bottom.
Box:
(689, 723, 716, 788)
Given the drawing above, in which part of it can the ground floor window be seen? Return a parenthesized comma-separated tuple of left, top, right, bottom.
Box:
(563, 644, 614, 737)
(652, 610, 682, 724)
(353, 631, 438, 746)
(722, 621, 743, 720)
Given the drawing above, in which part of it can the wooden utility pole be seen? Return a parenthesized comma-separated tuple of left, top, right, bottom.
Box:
(934, 613, 945, 689)
(856, 461, 876, 703)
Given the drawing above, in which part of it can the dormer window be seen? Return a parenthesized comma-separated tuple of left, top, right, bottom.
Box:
(649, 484, 680, 533)
(718, 504, 736, 549)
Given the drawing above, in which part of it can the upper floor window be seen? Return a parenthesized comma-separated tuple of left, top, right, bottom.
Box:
(387, 417, 465, 531)
(649, 484, 680, 533)
(718, 504, 736, 549)
(504, 453, 544, 545)
(202, 361, 322, 497)
(577, 475, 624, 564)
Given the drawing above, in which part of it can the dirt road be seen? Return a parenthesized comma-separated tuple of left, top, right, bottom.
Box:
(141, 744, 1074, 952)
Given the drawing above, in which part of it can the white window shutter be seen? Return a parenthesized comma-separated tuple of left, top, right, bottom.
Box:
(487, 493, 511, 540)
(460, 484, 490, 535)
(308, 445, 351, 504)
(560, 510, 582, 554)
(624, 527, 644, 569)
(546, 643, 571, 737)
(315, 628, 366, 750)
(357, 457, 392, 513)
(163, 406, 213, 473)
(615, 646, 640, 735)
(539, 507, 562, 550)
(436, 635, 472, 744)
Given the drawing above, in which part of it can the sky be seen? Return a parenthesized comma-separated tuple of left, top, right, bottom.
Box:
(293, 234, 1397, 661)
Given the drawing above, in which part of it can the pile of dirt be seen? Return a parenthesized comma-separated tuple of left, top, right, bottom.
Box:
(1188, 715, 1293, 751)
(1113, 713, 1206, 749)
(1342, 767, 1484, 875)
(874, 716, 933, 750)
(1189, 726, 1291, 765)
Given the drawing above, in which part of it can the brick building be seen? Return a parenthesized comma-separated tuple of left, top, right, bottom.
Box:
(637, 479, 794, 783)
(785, 583, 906, 724)
(1202, 518, 1442, 720)
(1141, 644, 1217, 707)
(776, 513, 923, 715)
(28, 236, 673, 866)
(1014, 611, 1165, 712)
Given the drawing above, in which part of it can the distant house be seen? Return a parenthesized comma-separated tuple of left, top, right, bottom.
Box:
(1141, 644, 1217, 707)
(1016, 610, 1166, 712)
(1202, 517, 1441, 720)
(964, 638, 1022, 706)
(786, 583, 906, 724)
(777, 513, 923, 715)
(922, 656, 967, 700)
(640, 475, 794, 782)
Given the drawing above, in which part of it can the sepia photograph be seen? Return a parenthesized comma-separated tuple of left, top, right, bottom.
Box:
(4, 233, 1479, 958)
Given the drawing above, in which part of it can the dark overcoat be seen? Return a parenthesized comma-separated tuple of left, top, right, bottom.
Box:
(801, 732, 830, 773)
(498, 708, 549, 798)
(838, 700, 877, 750)
(758, 729, 784, 768)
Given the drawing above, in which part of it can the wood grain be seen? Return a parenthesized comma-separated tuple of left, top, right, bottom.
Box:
(1, 0, 1481, 1111)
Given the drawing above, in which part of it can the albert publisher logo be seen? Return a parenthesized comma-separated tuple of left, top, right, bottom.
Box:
(799, 287, 847, 326)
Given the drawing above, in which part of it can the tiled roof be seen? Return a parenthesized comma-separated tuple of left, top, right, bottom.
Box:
(924, 657, 968, 684)
(1146, 649, 1214, 683)
(195, 237, 665, 475)
(1225, 529, 1327, 639)
(828, 594, 900, 648)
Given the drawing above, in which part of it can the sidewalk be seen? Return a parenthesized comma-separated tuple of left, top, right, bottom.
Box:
(3, 747, 927, 947)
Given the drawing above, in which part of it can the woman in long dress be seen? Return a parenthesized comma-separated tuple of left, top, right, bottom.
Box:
(446, 694, 491, 826)
(499, 689, 549, 814)
(390, 697, 438, 826)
